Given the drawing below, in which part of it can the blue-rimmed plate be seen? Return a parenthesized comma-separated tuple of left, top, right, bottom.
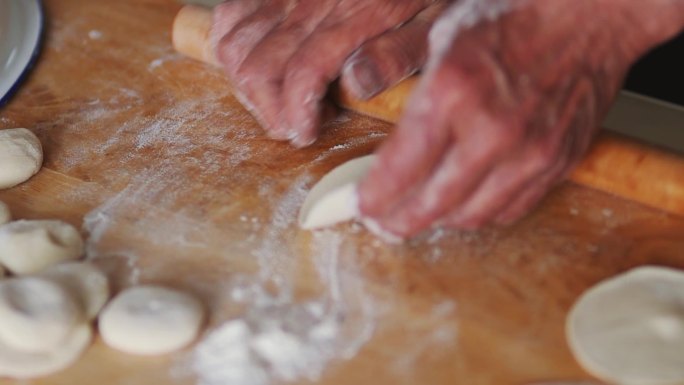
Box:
(0, 0, 43, 107)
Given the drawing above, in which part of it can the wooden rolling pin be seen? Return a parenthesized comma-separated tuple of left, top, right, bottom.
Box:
(172, 5, 684, 217)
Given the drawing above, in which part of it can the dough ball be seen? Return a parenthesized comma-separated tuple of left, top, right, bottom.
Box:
(0, 201, 10, 225)
(0, 323, 92, 379)
(0, 128, 43, 189)
(299, 155, 375, 230)
(41, 262, 110, 320)
(567, 266, 684, 385)
(99, 285, 205, 355)
(0, 219, 84, 274)
(0, 277, 82, 353)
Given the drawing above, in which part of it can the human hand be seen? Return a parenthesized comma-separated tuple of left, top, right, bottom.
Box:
(211, 0, 446, 147)
(358, 0, 684, 237)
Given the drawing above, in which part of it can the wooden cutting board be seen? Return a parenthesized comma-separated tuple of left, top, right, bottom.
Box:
(1, 1, 683, 384)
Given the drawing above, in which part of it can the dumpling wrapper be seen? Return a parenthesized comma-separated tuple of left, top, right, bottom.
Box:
(299, 155, 375, 230)
(567, 265, 684, 385)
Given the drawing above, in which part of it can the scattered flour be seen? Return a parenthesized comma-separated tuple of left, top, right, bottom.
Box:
(191, 186, 376, 385)
(391, 301, 458, 374)
(88, 30, 102, 40)
(36, 13, 460, 383)
(82, 131, 379, 384)
(148, 59, 165, 71)
(147, 53, 184, 72)
(194, 274, 374, 385)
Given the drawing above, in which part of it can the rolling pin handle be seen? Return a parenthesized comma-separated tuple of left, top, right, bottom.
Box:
(172, 5, 219, 66)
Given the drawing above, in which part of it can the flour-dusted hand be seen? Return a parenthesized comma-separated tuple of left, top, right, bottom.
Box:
(211, 0, 443, 147)
(358, 0, 684, 237)
(339, 1, 450, 100)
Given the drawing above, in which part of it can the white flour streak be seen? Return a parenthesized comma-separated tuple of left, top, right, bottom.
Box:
(193, 188, 376, 385)
(312, 131, 386, 164)
(88, 30, 103, 40)
(147, 53, 184, 72)
(249, 176, 310, 287)
(194, 236, 376, 385)
(391, 301, 457, 374)
(148, 58, 164, 71)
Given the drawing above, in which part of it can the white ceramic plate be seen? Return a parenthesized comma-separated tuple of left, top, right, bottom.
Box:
(0, 0, 43, 106)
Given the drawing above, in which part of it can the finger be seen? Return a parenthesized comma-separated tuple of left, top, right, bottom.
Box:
(492, 142, 594, 226)
(372, 99, 526, 236)
(494, 77, 601, 226)
(492, 158, 571, 226)
(340, 1, 449, 99)
(439, 152, 555, 229)
(234, 0, 339, 138)
(215, 0, 292, 77)
(441, 129, 574, 229)
(357, 66, 465, 221)
(375, 125, 511, 237)
(282, 1, 433, 147)
(210, 0, 264, 52)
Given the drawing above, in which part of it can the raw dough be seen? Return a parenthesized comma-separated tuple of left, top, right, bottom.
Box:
(0, 219, 84, 274)
(0, 277, 82, 353)
(0, 128, 43, 189)
(99, 285, 205, 355)
(0, 324, 92, 379)
(567, 266, 684, 385)
(0, 201, 10, 225)
(42, 262, 110, 319)
(299, 155, 375, 229)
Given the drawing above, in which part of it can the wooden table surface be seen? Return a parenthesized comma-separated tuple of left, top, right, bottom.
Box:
(1, 1, 684, 384)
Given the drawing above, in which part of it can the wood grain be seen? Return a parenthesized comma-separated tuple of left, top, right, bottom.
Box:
(0, 1, 683, 385)
(173, 4, 684, 217)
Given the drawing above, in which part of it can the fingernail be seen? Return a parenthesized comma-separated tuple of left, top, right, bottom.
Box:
(266, 129, 290, 141)
(361, 217, 404, 244)
(264, 120, 291, 141)
(345, 59, 385, 100)
(288, 130, 316, 148)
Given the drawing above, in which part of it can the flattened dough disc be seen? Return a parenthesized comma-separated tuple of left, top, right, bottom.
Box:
(567, 266, 684, 385)
(298, 155, 375, 230)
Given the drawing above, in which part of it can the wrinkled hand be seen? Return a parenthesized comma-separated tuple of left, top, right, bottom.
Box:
(358, 0, 683, 237)
(211, 0, 447, 147)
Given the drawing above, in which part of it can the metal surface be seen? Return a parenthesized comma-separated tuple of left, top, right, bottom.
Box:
(0, 0, 43, 106)
(603, 91, 684, 155)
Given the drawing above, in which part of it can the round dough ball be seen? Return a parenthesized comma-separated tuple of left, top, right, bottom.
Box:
(99, 286, 204, 355)
(0, 277, 83, 353)
(567, 266, 684, 385)
(41, 262, 110, 319)
(0, 323, 92, 379)
(0, 201, 10, 225)
(0, 219, 84, 274)
(0, 128, 43, 189)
